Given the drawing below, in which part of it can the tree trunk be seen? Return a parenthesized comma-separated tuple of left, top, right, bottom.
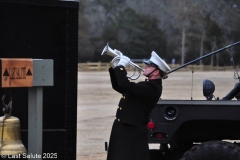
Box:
(181, 27, 185, 65)
(199, 33, 204, 65)
(210, 36, 216, 66)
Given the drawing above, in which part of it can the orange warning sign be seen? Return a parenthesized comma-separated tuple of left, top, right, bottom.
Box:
(1, 58, 33, 87)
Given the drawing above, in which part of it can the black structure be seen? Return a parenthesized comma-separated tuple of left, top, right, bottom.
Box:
(0, 0, 78, 159)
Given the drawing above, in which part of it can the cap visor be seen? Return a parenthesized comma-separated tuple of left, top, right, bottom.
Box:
(143, 60, 151, 65)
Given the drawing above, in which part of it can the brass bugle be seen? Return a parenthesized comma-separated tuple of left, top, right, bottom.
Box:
(101, 44, 144, 80)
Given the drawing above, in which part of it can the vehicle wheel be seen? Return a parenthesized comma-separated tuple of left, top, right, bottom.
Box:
(180, 141, 240, 160)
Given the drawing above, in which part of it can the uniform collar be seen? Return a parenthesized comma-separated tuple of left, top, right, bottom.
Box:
(145, 78, 162, 85)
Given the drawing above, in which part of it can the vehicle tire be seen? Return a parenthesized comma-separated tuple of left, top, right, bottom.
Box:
(180, 141, 240, 160)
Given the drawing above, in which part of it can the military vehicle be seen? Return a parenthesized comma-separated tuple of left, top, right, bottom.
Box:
(148, 41, 240, 160)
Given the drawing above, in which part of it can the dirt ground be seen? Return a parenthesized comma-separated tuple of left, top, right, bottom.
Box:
(77, 70, 238, 160)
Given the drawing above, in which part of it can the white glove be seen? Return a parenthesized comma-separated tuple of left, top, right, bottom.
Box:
(114, 49, 123, 56)
(111, 50, 122, 68)
(111, 56, 120, 68)
(117, 55, 130, 67)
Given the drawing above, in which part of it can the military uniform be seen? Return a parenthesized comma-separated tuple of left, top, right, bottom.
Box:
(107, 66, 162, 160)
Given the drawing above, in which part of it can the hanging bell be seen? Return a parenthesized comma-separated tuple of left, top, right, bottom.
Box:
(0, 94, 27, 155)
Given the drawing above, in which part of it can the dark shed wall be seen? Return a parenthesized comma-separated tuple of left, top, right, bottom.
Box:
(0, 1, 78, 159)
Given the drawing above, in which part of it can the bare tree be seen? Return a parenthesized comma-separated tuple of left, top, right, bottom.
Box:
(210, 36, 216, 66)
(199, 33, 204, 65)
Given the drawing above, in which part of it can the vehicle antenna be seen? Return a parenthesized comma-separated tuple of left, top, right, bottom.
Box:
(191, 69, 194, 100)
(227, 47, 240, 81)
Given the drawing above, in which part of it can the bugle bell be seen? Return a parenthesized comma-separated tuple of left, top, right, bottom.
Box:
(0, 94, 27, 156)
(101, 44, 144, 80)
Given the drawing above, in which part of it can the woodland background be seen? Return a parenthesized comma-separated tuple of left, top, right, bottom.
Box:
(78, 0, 240, 66)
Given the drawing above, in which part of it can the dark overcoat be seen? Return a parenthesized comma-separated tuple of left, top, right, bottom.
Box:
(107, 66, 162, 160)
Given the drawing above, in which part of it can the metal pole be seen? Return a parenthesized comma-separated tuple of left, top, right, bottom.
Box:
(28, 87, 43, 160)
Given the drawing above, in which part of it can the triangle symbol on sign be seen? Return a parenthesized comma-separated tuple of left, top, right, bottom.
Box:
(26, 69, 32, 76)
(3, 69, 9, 76)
